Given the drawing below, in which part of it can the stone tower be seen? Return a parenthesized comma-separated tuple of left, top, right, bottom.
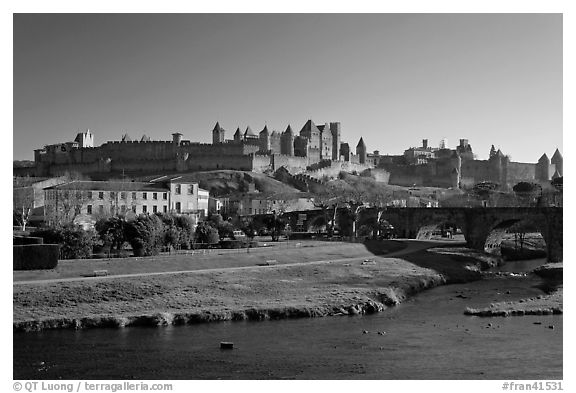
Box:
(233, 127, 242, 143)
(300, 120, 321, 150)
(259, 125, 271, 153)
(356, 137, 367, 164)
(330, 122, 341, 161)
(340, 142, 350, 161)
(212, 122, 225, 144)
(172, 132, 183, 146)
(551, 148, 563, 176)
(536, 153, 551, 181)
(280, 125, 295, 156)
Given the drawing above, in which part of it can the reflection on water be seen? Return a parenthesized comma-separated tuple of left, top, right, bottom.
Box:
(14, 260, 561, 380)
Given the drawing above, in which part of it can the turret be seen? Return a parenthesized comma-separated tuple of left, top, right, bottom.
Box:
(259, 125, 271, 153)
(330, 122, 341, 161)
(233, 127, 242, 143)
(280, 125, 295, 156)
(551, 148, 563, 176)
(173, 132, 183, 146)
(356, 137, 367, 164)
(536, 153, 551, 181)
(212, 122, 225, 144)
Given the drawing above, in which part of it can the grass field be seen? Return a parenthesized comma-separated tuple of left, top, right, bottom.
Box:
(16, 239, 494, 331)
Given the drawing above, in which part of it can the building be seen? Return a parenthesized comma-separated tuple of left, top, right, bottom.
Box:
(30, 120, 372, 177)
(235, 192, 315, 216)
(13, 176, 70, 227)
(43, 178, 210, 225)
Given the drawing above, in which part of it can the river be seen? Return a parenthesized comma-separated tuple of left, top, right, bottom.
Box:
(13, 258, 562, 380)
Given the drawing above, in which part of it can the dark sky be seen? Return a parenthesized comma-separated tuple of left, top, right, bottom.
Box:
(13, 13, 562, 162)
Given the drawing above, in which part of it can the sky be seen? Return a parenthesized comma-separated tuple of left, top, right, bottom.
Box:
(13, 13, 563, 162)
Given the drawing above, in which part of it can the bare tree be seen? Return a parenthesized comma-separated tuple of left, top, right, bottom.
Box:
(13, 186, 35, 231)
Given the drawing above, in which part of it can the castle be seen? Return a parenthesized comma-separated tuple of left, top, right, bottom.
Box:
(368, 138, 563, 190)
(31, 120, 371, 177)
(25, 123, 562, 191)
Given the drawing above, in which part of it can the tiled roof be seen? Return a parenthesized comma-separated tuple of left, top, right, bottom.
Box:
(46, 181, 169, 192)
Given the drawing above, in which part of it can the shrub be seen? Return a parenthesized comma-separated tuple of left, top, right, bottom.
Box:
(13, 245, 59, 270)
(32, 225, 97, 259)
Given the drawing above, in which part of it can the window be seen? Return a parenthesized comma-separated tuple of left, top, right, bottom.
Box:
(188, 185, 194, 195)
(163, 193, 167, 200)
(99, 205, 104, 214)
(163, 205, 167, 213)
(132, 205, 136, 213)
(99, 192, 104, 200)
(153, 192, 158, 200)
(132, 192, 137, 199)
(175, 184, 181, 194)
(121, 192, 127, 199)
(142, 205, 147, 213)
(143, 192, 147, 200)
(110, 192, 116, 199)
(153, 205, 157, 213)
(87, 191, 93, 199)
(175, 202, 181, 213)
(87, 205, 93, 214)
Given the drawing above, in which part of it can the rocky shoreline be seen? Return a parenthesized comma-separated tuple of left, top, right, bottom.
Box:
(464, 263, 563, 317)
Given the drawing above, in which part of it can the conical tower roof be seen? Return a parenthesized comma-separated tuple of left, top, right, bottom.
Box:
(260, 125, 270, 135)
(356, 137, 366, 148)
(284, 125, 294, 135)
(121, 133, 132, 142)
(234, 127, 241, 137)
(213, 122, 223, 132)
(300, 119, 320, 133)
(538, 153, 550, 163)
(141, 134, 150, 142)
(244, 126, 256, 137)
(551, 148, 563, 163)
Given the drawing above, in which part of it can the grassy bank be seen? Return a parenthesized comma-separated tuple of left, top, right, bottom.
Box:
(13, 241, 493, 332)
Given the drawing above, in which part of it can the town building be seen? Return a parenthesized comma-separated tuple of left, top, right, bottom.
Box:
(43, 178, 209, 226)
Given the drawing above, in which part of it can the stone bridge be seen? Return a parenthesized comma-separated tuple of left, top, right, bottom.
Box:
(283, 207, 563, 262)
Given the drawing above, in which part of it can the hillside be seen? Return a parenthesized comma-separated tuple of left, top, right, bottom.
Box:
(137, 170, 303, 198)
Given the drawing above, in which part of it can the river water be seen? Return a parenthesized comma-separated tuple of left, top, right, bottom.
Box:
(13, 258, 562, 380)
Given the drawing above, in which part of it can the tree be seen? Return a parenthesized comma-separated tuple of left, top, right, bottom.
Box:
(95, 216, 127, 255)
(194, 222, 220, 246)
(263, 212, 287, 241)
(208, 213, 235, 239)
(512, 182, 542, 207)
(13, 186, 35, 231)
(125, 214, 164, 256)
(473, 181, 499, 207)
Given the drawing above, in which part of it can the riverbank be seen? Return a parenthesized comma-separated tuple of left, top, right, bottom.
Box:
(14, 241, 497, 332)
(464, 263, 563, 317)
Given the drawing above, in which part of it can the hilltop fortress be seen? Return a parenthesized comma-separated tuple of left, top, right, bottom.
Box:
(31, 120, 371, 177)
(28, 120, 562, 190)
